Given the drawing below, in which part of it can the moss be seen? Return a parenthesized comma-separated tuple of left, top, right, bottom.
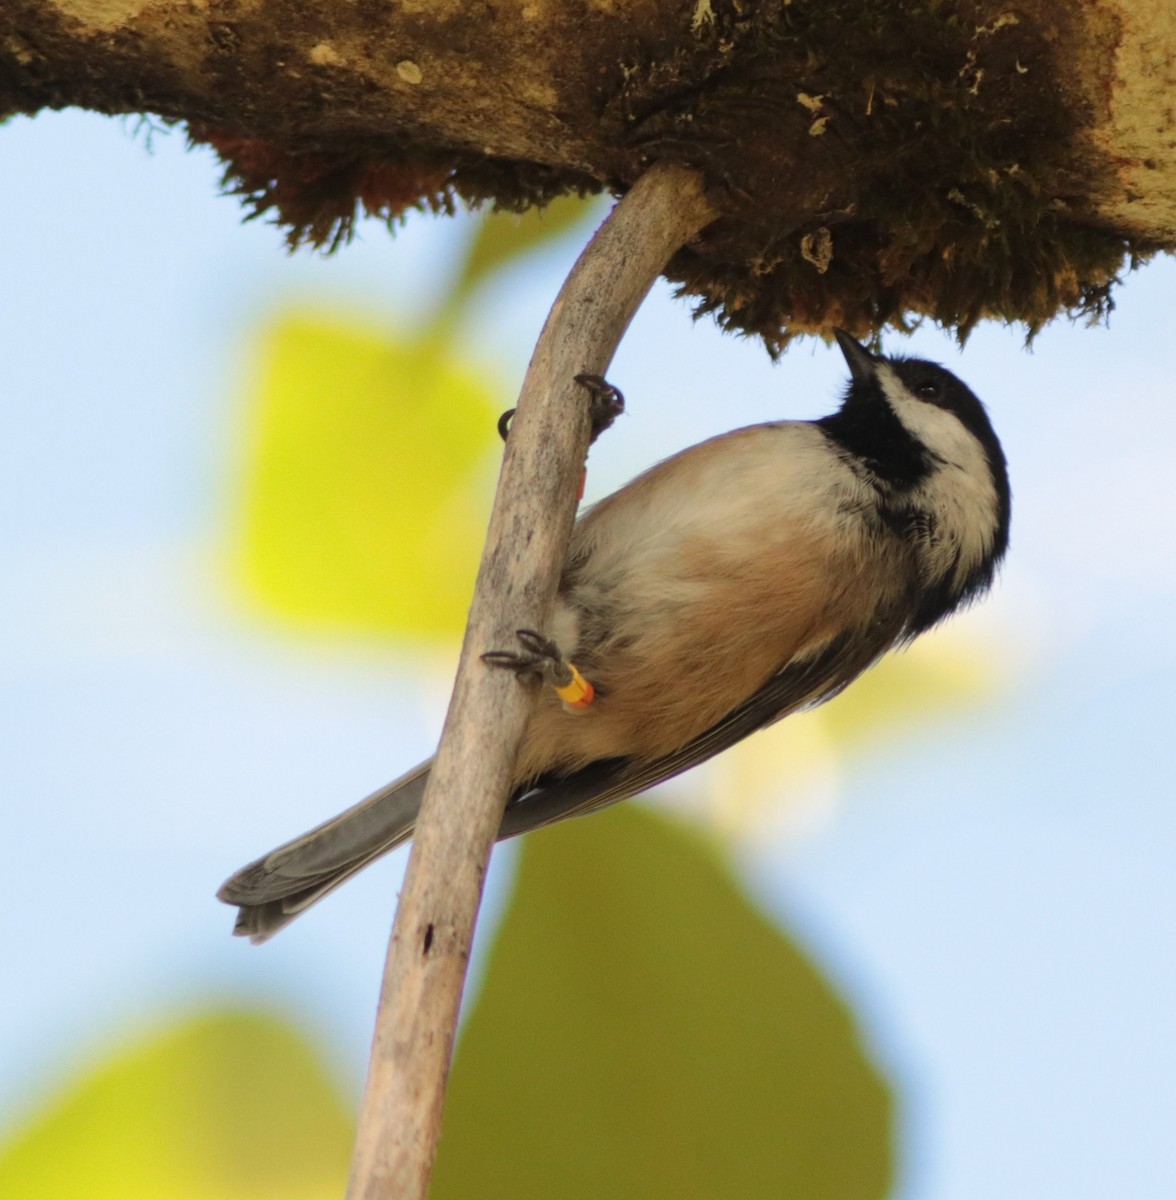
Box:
(633, 0, 1145, 349)
(193, 130, 603, 251)
(181, 0, 1153, 349)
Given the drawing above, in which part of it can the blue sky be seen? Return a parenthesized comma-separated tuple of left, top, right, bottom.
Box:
(2, 110, 1174, 1199)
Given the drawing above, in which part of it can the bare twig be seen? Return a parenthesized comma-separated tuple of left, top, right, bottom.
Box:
(345, 162, 718, 1200)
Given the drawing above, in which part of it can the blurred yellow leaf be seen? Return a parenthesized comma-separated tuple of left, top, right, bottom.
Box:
(711, 628, 1003, 835)
(450, 193, 604, 311)
(818, 628, 998, 751)
(0, 1011, 352, 1200)
(434, 805, 893, 1200)
(233, 312, 500, 640)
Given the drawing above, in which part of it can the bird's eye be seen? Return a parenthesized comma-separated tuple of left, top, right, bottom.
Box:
(914, 379, 942, 401)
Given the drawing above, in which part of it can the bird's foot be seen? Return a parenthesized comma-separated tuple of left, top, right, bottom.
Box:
(574, 373, 625, 445)
(495, 373, 624, 446)
(482, 629, 596, 710)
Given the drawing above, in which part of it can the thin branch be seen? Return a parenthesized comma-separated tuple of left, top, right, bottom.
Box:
(345, 162, 718, 1200)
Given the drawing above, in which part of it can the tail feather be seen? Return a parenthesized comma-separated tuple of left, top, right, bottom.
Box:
(217, 761, 432, 943)
(217, 755, 649, 943)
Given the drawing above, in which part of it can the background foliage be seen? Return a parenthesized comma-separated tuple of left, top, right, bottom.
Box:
(4, 113, 1174, 1200)
(0, 171, 908, 1200)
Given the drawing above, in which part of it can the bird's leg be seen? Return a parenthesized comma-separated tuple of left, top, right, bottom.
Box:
(496, 374, 625, 502)
(482, 628, 596, 710)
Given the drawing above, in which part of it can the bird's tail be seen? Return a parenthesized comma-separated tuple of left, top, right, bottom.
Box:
(217, 760, 433, 943)
(218, 752, 645, 942)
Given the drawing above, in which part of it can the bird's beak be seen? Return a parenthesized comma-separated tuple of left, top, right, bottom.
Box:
(833, 329, 877, 384)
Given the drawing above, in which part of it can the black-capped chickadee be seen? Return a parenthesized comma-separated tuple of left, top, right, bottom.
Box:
(220, 331, 1010, 941)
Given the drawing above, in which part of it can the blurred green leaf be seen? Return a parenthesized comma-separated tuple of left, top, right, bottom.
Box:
(232, 312, 500, 640)
(434, 805, 893, 1200)
(449, 194, 604, 311)
(0, 1011, 353, 1200)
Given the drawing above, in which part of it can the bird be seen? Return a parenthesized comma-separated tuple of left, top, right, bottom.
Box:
(219, 330, 1010, 942)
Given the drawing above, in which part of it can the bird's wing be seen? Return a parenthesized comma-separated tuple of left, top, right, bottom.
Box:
(498, 628, 884, 839)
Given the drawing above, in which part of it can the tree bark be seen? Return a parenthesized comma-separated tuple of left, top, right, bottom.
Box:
(3, 1, 1173, 347)
(344, 161, 717, 1200)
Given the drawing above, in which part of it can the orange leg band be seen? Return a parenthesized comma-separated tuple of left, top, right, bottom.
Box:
(554, 663, 595, 709)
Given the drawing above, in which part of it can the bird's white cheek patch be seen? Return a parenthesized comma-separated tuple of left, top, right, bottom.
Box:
(877, 367, 1001, 584)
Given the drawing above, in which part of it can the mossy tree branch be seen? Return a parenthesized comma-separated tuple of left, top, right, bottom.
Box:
(3, 1, 1174, 349)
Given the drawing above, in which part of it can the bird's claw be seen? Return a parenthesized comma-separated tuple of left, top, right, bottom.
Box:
(482, 629, 570, 685)
(574, 373, 625, 444)
(482, 629, 596, 709)
(495, 374, 624, 446)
